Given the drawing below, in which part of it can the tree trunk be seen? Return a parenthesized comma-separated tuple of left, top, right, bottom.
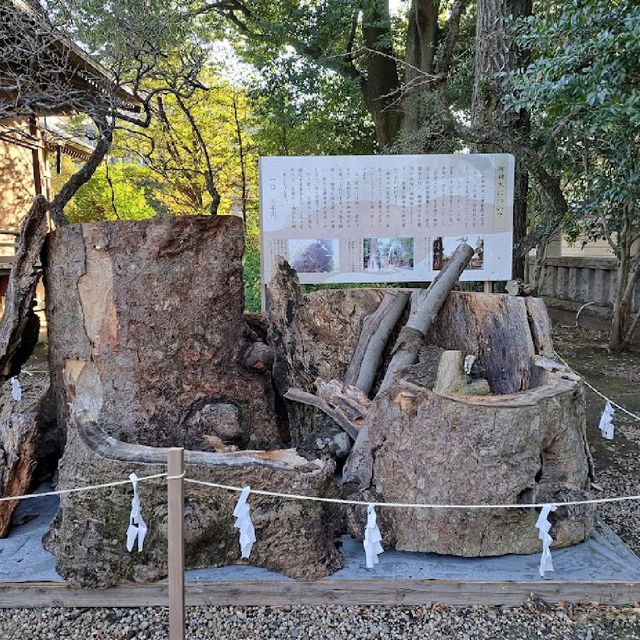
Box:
(471, 0, 533, 279)
(609, 217, 630, 350)
(344, 363, 594, 557)
(361, 0, 404, 147)
(379, 242, 474, 393)
(0, 196, 48, 381)
(44, 215, 281, 450)
(403, 0, 440, 133)
(427, 291, 536, 393)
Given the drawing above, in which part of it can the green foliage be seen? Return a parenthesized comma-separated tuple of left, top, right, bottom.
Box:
(251, 54, 376, 156)
(115, 76, 258, 217)
(506, 0, 640, 250)
(50, 156, 155, 223)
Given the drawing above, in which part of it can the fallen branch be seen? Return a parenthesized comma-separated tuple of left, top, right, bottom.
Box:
(284, 387, 360, 440)
(344, 290, 409, 394)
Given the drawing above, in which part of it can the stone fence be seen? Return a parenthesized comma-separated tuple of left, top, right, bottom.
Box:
(534, 257, 640, 325)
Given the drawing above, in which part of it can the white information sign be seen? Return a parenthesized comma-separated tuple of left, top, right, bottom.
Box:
(259, 154, 514, 288)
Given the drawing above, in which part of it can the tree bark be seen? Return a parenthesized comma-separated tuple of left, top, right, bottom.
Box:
(403, 0, 440, 133)
(0, 196, 48, 381)
(0, 375, 52, 537)
(609, 214, 630, 350)
(344, 290, 409, 394)
(361, 0, 404, 147)
(378, 242, 474, 393)
(471, 0, 533, 279)
(44, 215, 281, 450)
(46, 410, 342, 587)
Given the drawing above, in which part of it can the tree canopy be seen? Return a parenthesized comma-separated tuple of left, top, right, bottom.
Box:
(10, 0, 639, 342)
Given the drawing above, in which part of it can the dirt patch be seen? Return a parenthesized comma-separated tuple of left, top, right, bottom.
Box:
(553, 322, 640, 556)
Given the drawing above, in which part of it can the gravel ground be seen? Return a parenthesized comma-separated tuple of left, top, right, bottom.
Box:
(1, 324, 639, 639)
(1, 601, 640, 640)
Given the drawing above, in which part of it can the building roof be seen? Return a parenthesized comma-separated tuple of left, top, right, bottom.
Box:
(2, 0, 140, 115)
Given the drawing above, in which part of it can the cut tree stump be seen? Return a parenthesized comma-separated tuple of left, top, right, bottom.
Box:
(0, 196, 48, 381)
(44, 216, 281, 450)
(342, 292, 594, 557)
(344, 363, 594, 556)
(45, 407, 342, 588)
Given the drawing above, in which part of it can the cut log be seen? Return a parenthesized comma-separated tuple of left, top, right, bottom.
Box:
(344, 290, 409, 394)
(0, 196, 48, 381)
(378, 242, 474, 393)
(45, 408, 342, 587)
(44, 216, 281, 450)
(0, 373, 51, 536)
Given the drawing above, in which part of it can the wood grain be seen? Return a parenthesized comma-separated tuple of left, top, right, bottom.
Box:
(1, 579, 639, 608)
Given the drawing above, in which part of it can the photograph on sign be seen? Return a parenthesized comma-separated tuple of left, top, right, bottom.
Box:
(259, 154, 515, 288)
(288, 238, 339, 273)
(433, 235, 484, 271)
(363, 237, 414, 274)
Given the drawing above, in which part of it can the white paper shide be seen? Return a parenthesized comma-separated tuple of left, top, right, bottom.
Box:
(126, 473, 148, 553)
(363, 504, 384, 569)
(10, 377, 21, 402)
(233, 485, 256, 559)
(599, 401, 615, 440)
(535, 503, 557, 577)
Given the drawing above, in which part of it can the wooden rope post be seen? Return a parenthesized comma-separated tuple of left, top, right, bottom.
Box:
(167, 448, 185, 640)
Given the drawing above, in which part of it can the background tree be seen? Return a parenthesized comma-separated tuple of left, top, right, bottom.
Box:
(506, 0, 640, 348)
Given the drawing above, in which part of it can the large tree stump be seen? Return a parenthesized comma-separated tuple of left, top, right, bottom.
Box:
(45, 407, 341, 587)
(343, 292, 594, 556)
(345, 364, 594, 555)
(43, 218, 344, 586)
(44, 216, 281, 450)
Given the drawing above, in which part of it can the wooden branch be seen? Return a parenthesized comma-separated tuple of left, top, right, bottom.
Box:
(284, 388, 360, 441)
(315, 379, 371, 425)
(49, 129, 112, 227)
(344, 290, 409, 395)
(0, 196, 48, 380)
(378, 242, 475, 394)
